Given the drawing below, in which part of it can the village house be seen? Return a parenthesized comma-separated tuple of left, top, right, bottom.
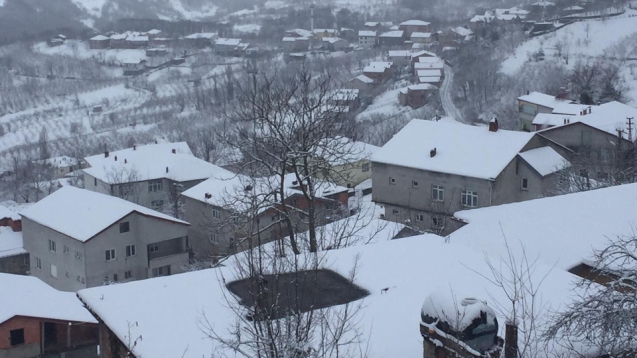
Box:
(364, 21, 382, 31)
(89, 35, 110, 49)
(398, 84, 438, 109)
(0, 274, 99, 358)
(214, 38, 243, 55)
(410, 32, 433, 44)
(363, 61, 393, 83)
(536, 101, 637, 181)
(313, 28, 338, 39)
(282, 36, 310, 52)
(343, 74, 375, 98)
(121, 59, 146, 76)
(329, 89, 361, 112)
(322, 37, 349, 51)
(410, 50, 437, 66)
(47, 34, 66, 47)
(126, 35, 149, 49)
(181, 173, 349, 258)
(284, 28, 313, 38)
(439, 27, 473, 46)
(371, 119, 572, 234)
(0, 202, 30, 275)
(83, 142, 235, 210)
(339, 27, 356, 42)
(151, 37, 173, 46)
(562, 5, 585, 16)
(414, 57, 445, 72)
(398, 20, 431, 37)
(469, 7, 529, 31)
(21, 186, 191, 292)
(146, 48, 168, 57)
(517, 91, 574, 131)
(35, 156, 83, 179)
(144, 29, 162, 40)
(358, 30, 377, 48)
(313, 137, 380, 188)
(417, 68, 443, 86)
(388, 50, 412, 67)
(109, 33, 128, 49)
(378, 30, 405, 47)
(184, 32, 217, 48)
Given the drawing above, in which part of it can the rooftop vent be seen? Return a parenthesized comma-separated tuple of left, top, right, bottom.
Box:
(489, 118, 498, 132)
(104, 151, 109, 158)
(205, 193, 212, 199)
(172, 149, 176, 154)
(244, 185, 253, 191)
(166, 166, 169, 173)
(430, 148, 437, 157)
(114, 156, 117, 161)
(133, 145, 137, 150)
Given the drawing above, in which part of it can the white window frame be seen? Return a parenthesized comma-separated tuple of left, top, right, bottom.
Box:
(461, 190, 478, 208)
(105, 249, 116, 261)
(149, 244, 159, 253)
(362, 163, 370, 172)
(148, 179, 163, 193)
(432, 216, 444, 228)
(126, 245, 136, 257)
(212, 209, 222, 220)
(63, 245, 70, 254)
(432, 184, 444, 202)
(50, 264, 57, 278)
(210, 233, 219, 244)
(35, 257, 42, 270)
(416, 214, 424, 222)
(48, 239, 56, 252)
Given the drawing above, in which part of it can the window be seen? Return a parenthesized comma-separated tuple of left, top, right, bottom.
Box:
(125, 271, 132, 279)
(432, 216, 444, 228)
(151, 200, 164, 209)
(580, 130, 592, 146)
(461, 190, 478, 208)
(48, 239, 56, 252)
(152, 266, 171, 277)
(113, 274, 118, 282)
(35, 257, 41, 270)
(63, 245, 69, 254)
(148, 179, 163, 193)
(416, 214, 424, 222)
(210, 233, 219, 244)
(291, 198, 298, 207)
(10, 329, 24, 347)
(521, 178, 528, 190)
(362, 163, 370, 172)
(50, 264, 57, 278)
(119, 222, 130, 233)
(392, 209, 400, 215)
(119, 184, 133, 198)
(432, 184, 444, 202)
(105, 249, 116, 261)
(412, 181, 419, 188)
(389, 177, 396, 185)
(149, 244, 159, 253)
(212, 209, 222, 220)
(126, 245, 136, 257)
(520, 103, 536, 115)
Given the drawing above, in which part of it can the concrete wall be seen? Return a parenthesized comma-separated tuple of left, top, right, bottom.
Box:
(0, 254, 29, 275)
(517, 100, 553, 131)
(23, 216, 89, 292)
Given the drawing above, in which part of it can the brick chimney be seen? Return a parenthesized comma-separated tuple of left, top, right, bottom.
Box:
(104, 151, 109, 158)
(114, 156, 117, 161)
(172, 149, 176, 154)
(133, 145, 137, 150)
(555, 87, 570, 100)
(205, 193, 212, 199)
(504, 322, 518, 358)
(430, 148, 437, 157)
(489, 118, 498, 132)
(166, 166, 169, 173)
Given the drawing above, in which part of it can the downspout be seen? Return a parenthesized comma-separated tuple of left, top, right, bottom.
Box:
(489, 179, 494, 207)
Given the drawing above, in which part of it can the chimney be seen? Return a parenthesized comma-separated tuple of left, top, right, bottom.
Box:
(430, 148, 437, 157)
(526, 90, 529, 95)
(205, 193, 212, 199)
(244, 185, 253, 191)
(588, 106, 592, 114)
(166, 166, 169, 173)
(504, 322, 518, 358)
(133, 145, 137, 150)
(114, 155, 117, 161)
(124, 159, 128, 163)
(563, 118, 567, 124)
(292, 180, 299, 186)
(172, 149, 176, 154)
(380, 213, 385, 219)
(489, 118, 499, 132)
(104, 151, 109, 158)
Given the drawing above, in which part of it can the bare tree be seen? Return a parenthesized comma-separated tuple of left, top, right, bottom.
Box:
(104, 166, 143, 204)
(546, 232, 637, 357)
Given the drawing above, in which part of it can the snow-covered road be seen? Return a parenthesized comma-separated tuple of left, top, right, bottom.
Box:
(441, 64, 465, 123)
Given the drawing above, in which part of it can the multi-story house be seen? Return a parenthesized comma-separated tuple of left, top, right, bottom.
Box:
(181, 173, 349, 258)
(358, 30, 377, 48)
(371, 119, 572, 234)
(517, 91, 573, 131)
(378, 30, 405, 47)
(83, 142, 234, 211)
(21, 186, 190, 292)
(398, 20, 431, 37)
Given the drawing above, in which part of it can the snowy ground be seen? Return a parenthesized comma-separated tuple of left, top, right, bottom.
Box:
(440, 64, 465, 123)
(34, 41, 149, 64)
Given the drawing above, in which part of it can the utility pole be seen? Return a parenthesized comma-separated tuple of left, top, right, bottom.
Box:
(627, 117, 634, 145)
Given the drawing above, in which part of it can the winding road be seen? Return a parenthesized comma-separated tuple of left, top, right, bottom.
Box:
(440, 64, 465, 123)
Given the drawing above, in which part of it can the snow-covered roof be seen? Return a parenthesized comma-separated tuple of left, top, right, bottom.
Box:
(400, 19, 431, 26)
(364, 66, 387, 73)
(577, 101, 637, 138)
(421, 291, 496, 332)
(353, 74, 374, 84)
(147, 29, 162, 35)
(358, 30, 376, 37)
(330, 89, 359, 101)
(388, 50, 411, 57)
(407, 83, 437, 91)
(532, 0, 556, 6)
(314, 28, 337, 34)
(518, 147, 571, 176)
(419, 76, 441, 83)
(1, 273, 97, 325)
(317, 137, 380, 166)
(286, 28, 313, 38)
(76, 235, 581, 358)
(372, 119, 534, 180)
(83, 142, 233, 184)
(518, 91, 571, 109)
(417, 69, 442, 77)
(0, 227, 25, 259)
(20, 187, 188, 242)
(564, 5, 584, 10)
(90, 35, 109, 41)
(410, 32, 432, 38)
(184, 32, 216, 39)
(415, 61, 444, 69)
(552, 103, 594, 115)
(532, 113, 577, 126)
(379, 30, 404, 38)
(36, 155, 79, 168)
(282, 36, 297, 42)
(452, 27, 473, 37)
(128, 36, 149, 42)
(412, 50, 437, 58)
(0, 200, 31, 221)
(364, 21, 380, 26)
(452, 183, 637, 270)
(110, 33, 128, 40)
(323, 37, 345, 44)
(215, 38, 242, 46)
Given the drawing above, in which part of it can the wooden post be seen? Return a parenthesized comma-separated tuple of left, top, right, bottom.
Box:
(505, 322, 518, 358)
